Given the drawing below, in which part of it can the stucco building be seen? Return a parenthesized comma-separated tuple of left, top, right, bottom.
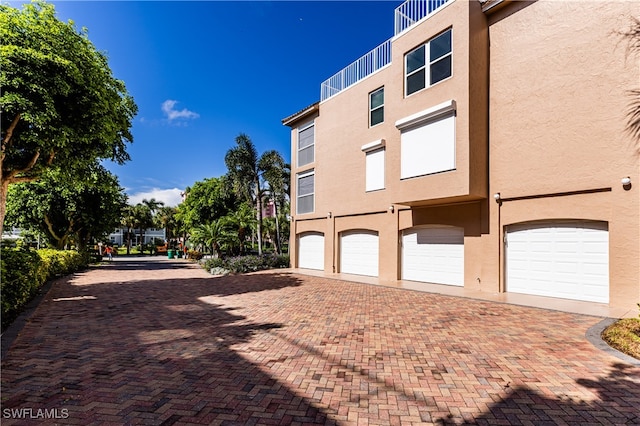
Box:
(108, 227, 166, 247)
(283, 0, 639, 314)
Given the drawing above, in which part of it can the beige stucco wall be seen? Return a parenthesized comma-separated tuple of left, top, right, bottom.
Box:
(289, 0, 490, 277)
(286, 0, 639, 312)
(487, 0, 640, 308)
(306, 0, 488, 217)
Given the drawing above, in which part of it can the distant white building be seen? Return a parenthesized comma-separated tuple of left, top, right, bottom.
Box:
(108, 228, 166, 247)
(2, 226, 166, 247)
(1, 227, 22, 240)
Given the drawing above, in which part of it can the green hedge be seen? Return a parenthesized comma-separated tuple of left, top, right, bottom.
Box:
(202, 254, 289, 274)
(1, 248, 89, 331)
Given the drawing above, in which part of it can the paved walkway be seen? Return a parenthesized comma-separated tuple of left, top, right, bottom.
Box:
(1, 257, 639, 425)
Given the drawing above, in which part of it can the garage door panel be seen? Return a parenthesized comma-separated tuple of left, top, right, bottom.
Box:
(341, 231, 379, 277)
(556, 242, 579, 252)
(506, 222, 609, 303)
(402, 226, 464, 286)
(298, 232, 324, 270)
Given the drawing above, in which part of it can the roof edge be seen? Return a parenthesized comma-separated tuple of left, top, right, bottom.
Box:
(282, 102, 320, 127)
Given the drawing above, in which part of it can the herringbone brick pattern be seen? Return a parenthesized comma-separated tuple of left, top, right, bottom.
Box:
(1, 258, 639, 425)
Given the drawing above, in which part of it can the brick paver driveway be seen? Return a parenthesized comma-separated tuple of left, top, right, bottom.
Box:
(2, 258, 639, 425)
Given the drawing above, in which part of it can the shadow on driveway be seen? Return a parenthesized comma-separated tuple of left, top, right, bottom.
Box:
(1, 268, 331, 424)
(2, 259, 639, 424)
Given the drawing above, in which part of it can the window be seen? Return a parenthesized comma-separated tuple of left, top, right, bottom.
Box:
(297, 170, 314, 214)
(369, 87, 384, 127)
(362, 139, 386, 192)
(297, 121, 314, 166)
(396, 100, 456, 179)
(365, 148, 385, 191)
(405, 29, 452, 96)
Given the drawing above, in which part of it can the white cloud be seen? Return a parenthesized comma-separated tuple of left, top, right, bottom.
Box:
(161, 100, 200, 122)
(128, 188, 184, 207)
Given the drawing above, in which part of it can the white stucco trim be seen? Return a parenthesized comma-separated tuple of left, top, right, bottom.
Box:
(395, 99, 456, 130)
(361, 139, 386, 152)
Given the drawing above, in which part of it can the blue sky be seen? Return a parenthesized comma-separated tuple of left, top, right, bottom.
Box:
(14, 1, 401, 205)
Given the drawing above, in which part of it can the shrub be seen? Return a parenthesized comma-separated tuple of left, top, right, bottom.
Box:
(202, 254, 289, 274)
(37, 249, 88, 277)
(187, 250, 204, 261)
(203, 257, 225, 270)
(1, 248, 88, 331)
(269, 254, 290, 269)
(209, 267, 230, 276)
(1, 248, 43, 330)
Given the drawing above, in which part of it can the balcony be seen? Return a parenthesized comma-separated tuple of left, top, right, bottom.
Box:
(320, 0, 451, 102)
(394, 0, 451, 35)
(320, 40, 392, 102)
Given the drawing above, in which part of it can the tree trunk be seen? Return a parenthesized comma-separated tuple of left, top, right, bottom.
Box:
(0, 179, 8, 236)
(139, 227, 144, 254)
(44, 214, 72, 249)
(272, 201, 282, 255)
(125, 227, 131, 255)
(255, 181, 263, 256)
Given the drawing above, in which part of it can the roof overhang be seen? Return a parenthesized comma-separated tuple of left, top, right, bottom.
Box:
(479, 0, 511, 14)
(282, 102, 320, 127)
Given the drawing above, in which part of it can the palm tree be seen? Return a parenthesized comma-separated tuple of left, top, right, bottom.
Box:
(190, 219, 228, 258)
(156, 206, 177, 241)
(261, 154, 289, 255)
(132, 203, 153, 254)
(261, 216, 277, 251)
(222, 202, 256, 255)
(142, 198, 164, 215)
(225, 134, 287, 256)
(120, 205, 136, 255)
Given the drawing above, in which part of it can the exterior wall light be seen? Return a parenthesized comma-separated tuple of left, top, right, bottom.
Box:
(327, 212, 332, 218)
(388, 205, 394, 213)
(621, 177, 631, 186)
(493, 193, 501, 202)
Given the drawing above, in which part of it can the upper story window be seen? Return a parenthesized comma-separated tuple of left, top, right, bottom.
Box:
(296, 169, 315, 214)
(396, 100, 456, 179)
(362, 139, 386, 192)
(369, 87, 384, 127)
(297, 121, 315, 167)
(365, 148, 385, 192)
(405, 28, 452, 96)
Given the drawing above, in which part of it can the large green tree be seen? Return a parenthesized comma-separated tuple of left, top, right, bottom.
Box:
(5, 164, 126, 249)
(0, 1, 137, 233)
(175, 177, 237, 231)
(224, 134, 287, 256)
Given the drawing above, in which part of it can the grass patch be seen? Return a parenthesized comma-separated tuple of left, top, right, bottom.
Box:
(602, 317, 640, 360)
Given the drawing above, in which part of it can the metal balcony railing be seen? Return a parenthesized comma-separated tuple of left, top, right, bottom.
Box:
(394, 0, 451, 35)
(319, 0, 451, 102)
(320, 39, 392, 102)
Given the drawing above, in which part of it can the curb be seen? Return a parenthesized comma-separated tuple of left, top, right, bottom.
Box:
(586, 318, 640, 366)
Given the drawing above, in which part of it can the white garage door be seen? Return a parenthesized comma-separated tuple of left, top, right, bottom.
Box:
(340, 230, 379, 277)
(298, 232, 324, 270)
(506, 221, 609, 303)
(402, 226, 464, 286)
